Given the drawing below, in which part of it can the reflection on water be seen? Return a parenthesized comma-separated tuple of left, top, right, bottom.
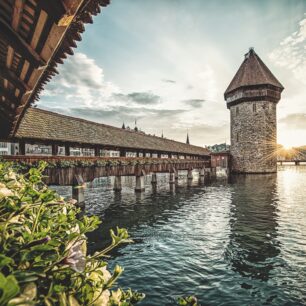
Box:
(52, 167, 306, 305)
(225, 174, 280, 282)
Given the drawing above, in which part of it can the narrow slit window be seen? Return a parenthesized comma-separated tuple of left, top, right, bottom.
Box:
(236, 133, 239, 142)
(253, 103, 256, 112)
(236, 106, 239, 115)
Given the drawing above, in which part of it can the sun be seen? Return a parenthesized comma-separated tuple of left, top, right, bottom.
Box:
(282, 143, 293, 150)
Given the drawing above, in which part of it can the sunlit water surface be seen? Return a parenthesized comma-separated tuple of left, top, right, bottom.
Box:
(54, 166, 306, 305)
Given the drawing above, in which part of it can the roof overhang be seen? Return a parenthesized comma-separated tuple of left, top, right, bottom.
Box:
(0, 0, 110, 139)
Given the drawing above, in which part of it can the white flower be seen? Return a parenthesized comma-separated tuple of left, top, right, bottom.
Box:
(4, 171, 17, 181)
(89, 266, 111, 284)
(64, 240, 86, 272)
(0, 187, 14, 200)
(93, 289, 110, 306)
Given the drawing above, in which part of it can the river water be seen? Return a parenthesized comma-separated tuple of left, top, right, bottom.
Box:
(55, 166, 306, 305)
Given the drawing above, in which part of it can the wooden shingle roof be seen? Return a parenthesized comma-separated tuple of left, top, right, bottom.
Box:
(224, 48, 284, 95)
(15, 108, 210, 156)
(0, 0, 110, 139)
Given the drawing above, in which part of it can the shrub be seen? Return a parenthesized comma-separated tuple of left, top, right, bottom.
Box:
(0, 161, 144, 305)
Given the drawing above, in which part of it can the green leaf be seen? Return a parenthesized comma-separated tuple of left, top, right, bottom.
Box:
(0, 273, 20, 306)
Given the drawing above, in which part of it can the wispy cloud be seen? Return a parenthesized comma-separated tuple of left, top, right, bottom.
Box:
(113, 92, 161, 105)
(162, 79, 176, 84)
(269, 15, 306, 84)
(183, 99, 206, 108)
(279, 113, 306, 129)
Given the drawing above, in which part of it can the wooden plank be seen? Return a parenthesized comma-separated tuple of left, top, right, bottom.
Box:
(6, 46, 14, 68)
(12, 0, 24, 30)
(0, 16, 46, 68)
(30, 10, 48, 49)
(40, 23, 66, 61)
(0, 64, 30, 92)
(20, 60, 30, 80)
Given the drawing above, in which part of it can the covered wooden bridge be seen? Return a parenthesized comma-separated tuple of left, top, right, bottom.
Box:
(0, 0, 213, 202)
(13, 107, 211, 160)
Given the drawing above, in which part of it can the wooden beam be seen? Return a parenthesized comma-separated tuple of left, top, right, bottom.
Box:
(30, 10, 48, 50)
(0, 16, 46, 68)
(12, 0, 24, 30)
(38, 0, 66, 22)
(0, 86, 19, 107)
(0, 65, 30, 92)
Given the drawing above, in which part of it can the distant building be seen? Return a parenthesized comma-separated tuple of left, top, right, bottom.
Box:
(224, 48, 284, 173)
(207, 143, 230, 153)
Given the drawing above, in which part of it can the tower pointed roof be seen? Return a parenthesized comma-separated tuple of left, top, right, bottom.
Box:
(186, 132, 190, 145)
(225, 48, 284, 95)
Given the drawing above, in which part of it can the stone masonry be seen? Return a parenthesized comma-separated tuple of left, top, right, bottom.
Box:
(230, 101, 277, 173)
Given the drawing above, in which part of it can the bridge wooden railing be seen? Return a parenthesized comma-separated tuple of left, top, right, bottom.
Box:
(1, 155, 211, 186)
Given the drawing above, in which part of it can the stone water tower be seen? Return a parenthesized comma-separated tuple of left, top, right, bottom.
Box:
(224, 48, 284, 173)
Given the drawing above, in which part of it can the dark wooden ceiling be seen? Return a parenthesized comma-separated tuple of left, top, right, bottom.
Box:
(0, 0, 110, 139)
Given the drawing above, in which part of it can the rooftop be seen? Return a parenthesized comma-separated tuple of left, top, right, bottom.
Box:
(15, 108, 210, 156)
(224, 48, 284, 96)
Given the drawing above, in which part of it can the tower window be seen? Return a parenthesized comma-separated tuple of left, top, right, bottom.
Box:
(236, 106, 239, 115)
(236, 133, 239, 142)
(253, 103, 256, 112)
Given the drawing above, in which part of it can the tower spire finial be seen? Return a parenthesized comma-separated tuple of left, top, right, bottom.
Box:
(186, 130, 190, 145)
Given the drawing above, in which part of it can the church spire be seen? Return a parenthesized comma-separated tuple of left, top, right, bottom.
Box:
(186, 131, 190, 145)
(122, 122, 125, 129)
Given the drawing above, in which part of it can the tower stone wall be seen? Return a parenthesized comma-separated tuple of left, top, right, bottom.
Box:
(224, 48, 284, 174)
(230, 101, 277, 173)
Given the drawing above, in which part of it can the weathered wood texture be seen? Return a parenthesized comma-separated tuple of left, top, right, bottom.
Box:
(2, 156, 210, 185)
(0, 0, 110, 138)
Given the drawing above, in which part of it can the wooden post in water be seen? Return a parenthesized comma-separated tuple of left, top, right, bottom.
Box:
(135, 175, 145, 192)
(169, 172, 175, 185)
(151, 173, 157, 185)
(72, 175, 85, 207)
(113, 175, 122, 191)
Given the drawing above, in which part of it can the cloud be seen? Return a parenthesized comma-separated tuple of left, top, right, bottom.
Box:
(113, 92, 161, 105)
(279, 113, 306, 129)
(269, 15, 306, 84)
(42, 52, 119, 107)
(162, 79, 176, 84)
(183, 99, 206, 108)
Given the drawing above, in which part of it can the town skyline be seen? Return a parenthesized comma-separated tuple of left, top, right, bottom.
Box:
(38, 0, 306, 147)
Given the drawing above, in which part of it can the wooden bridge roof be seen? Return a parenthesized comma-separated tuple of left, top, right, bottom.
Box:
(15, 108, 211, 156)
(0, 0, 110, 139)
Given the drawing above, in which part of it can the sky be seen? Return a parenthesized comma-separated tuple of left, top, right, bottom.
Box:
(39, 0, 306, 147)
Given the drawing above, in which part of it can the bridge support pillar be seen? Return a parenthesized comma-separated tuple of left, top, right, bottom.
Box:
(187, 169, 193, 180)
(72, 185, 85, 207)
(211, 167, 217, 178)
(200, 167, 205, 177)
(151, 173, 157, 185)
(135, 175, 145, 192)
(72, 175, 85, 206)
(113, 175, 122, 191)
(169, 172, 175, 185)
(175, 170, 179, 181)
